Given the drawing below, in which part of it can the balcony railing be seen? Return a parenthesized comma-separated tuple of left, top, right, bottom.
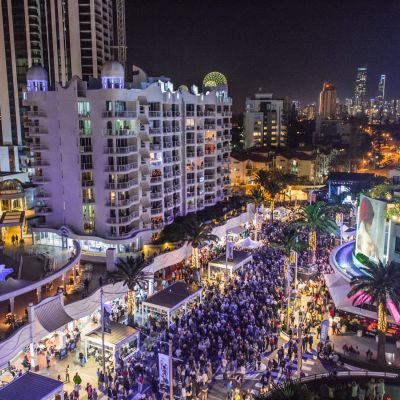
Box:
(151, 207, 163, 215)
(102, 111, 137, 118)
(105, 179, 138, 190)
(104, 145, 137, 154)
(106, 195, 139, 207)
(81, 180, 94, 187)
(105, 162, 138, 173)
(103, 128, 136, 137)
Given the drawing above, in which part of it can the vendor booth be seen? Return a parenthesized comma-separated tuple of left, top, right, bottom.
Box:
(0, 372, 63, 400)
(208, 250, 253, 279)
(84, 322, 139, 372)
(140, 281, 202, 327)
(235, 237, 261, 250)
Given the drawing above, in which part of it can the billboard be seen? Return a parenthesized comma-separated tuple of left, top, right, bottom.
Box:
(356, 195, 387, 262)
(158, 353, 170, 386)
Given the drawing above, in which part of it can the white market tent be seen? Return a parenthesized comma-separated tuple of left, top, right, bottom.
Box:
(141, 281, 203, 327)
(208, 250, 253, 278)
(84, 322, 140, 367)
(235, 237, 261, 249)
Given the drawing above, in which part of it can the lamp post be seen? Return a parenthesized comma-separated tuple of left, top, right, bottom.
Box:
(297, 311, 303, 378)
(100, 287, 106, 377)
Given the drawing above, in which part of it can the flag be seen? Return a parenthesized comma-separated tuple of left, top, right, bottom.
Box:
(158, 353, 170, 386)
(226, 240, 234, 261)
(320, 319, 330, 343)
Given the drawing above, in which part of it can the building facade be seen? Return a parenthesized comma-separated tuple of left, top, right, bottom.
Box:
(319, 82, 337, 119)
(353, 66, 367, 114)
(24, 62, 231, 249)
(244, 93, 287, 148)
(0, 0, 117, 172)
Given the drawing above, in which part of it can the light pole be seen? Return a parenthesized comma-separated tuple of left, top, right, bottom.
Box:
(100, 287, 106, 377)
(297, 311, 303, 378)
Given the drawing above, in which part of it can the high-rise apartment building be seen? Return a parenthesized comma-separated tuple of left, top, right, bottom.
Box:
(319, 82, 337, 119)
(353, 66, 367, 114)
(244, 93, 287, 148)
(0, 0, 117, 172)
(24, 62, 231, 247)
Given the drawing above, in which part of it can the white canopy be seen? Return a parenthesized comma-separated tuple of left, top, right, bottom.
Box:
(236, 237, 261, 249)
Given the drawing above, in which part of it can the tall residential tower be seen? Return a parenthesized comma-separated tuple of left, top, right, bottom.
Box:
(319, 82, 337, 119)
(353, 66, 367, 114)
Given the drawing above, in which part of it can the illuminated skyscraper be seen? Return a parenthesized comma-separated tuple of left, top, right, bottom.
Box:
(319, 82, 337, 119)
(376, 74, 386, 105)
(353, 66, 367, 114)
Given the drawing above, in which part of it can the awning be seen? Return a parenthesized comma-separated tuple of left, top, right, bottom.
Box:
(0, 211, 25, 227)
(34, 296, 73, 333)
(236, 237, 261, 249)
(229, 225, 246, 236)
(0, 372, 63, 400)
(85, 322, 139, 348)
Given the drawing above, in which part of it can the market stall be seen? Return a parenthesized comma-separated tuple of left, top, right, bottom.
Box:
(235, 237, 261, 250)
(0, 372, 63, 400)
(140, 281, 202, 327)
(208, 250, 253, 279)
(84, 322, 139, 372)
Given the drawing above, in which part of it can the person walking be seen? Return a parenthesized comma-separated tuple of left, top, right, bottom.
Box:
(65, 365, 70, 382)
(137, 374, 144, 393)
(73, 372, 82, 393)
(45, 351, 51, 368)
(11, 235, 15, 246)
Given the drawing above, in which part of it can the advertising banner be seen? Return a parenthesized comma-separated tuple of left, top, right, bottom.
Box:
(103, 303, 112, 334)
(320, 319, 330, 343)
(227, 241, 234, 261)
(356, 195, 387, 261)
(158, 353, 170, 386)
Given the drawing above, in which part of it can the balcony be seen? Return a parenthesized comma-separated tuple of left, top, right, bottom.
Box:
(204, 124, 216, 129)
(172, 156, 180, 162)
(150, 176, 162, 183)
(173, 171, 181, 177)
(186, 125, 195, 131)
(205, 186, 215, 193)
(187, 192, 195, 198)
(150, 143, 162, 151)
(163, 157, 172, 164)
(149, 111, 161, 118)
(165, 201, 173, 209)
(82, 197, 95, 204)
(104, 145, 137, 154)
(187, 152, 195, 158)
(149, 127, 161, 134)
(187, 179, 195, 184)
(102, 111, 137, 118)
(172, 141, 180, 147)
(151, 207, 163, 215)
(186, 138, 195, 144)
(150, 192, 162, 199)
(196, 111, 204, 117)
(204, 162, 215, 168)
(81, 180, 94, 187)
(28, 129, 47, 136)
(196, 125, 204, 130)
(204, 111, 215, 117)
(163, 127, 172, 133)
(107, 212, 140, 224)
(105, 179, 138, 190)
(102, 128, 135, 137)
(152, 222, 164, 230)
(204, 175, 214, 181)
(31, 175, 50, 183)
(163, 142, 172, 148)
(105, 162, 138, 173)
(30, 144, 49, 151)
(197, 151, 204, 157)
(172, 111, 180, 117)
(27, 111, 46, 117)
(186, 111, 195, 117)
(106, 195, 139, 207)
(79, 146, 92, 153)
(81, 163, 93, 170)
(205, 198, 215, 204)
(30, 160, 49, 167)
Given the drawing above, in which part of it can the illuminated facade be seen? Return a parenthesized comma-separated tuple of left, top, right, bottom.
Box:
(353, 66, 367, 114)
(244, 93, 287, 148)
(319, 82, 337, 119)
(23, 63, 231, 246)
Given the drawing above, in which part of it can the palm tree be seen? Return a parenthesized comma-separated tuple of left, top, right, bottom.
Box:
(295, 201, 337, 264)
(254, 170, 287, 222)
(249, 186, 265, 240)
(257, 380, 311, 400)
(180, 219, 219, 271)
(108, 256, 151, 326)
(347, 260, 400, 363)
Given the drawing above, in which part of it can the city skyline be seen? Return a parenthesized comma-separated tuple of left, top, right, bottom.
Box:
(126, 0, 400, 111)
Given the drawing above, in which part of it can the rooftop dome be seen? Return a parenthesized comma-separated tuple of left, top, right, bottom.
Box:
(0, 179, 24, 194)
(203, 71, 228, 89)
(101, 61, 124, 78)
(26, 65, 48, 81)
(178, 85, 189, 92)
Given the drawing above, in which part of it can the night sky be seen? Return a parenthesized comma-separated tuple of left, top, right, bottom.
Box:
(126, 0, 400, 113)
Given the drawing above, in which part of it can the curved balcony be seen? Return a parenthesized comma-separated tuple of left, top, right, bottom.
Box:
(106, 212, 140, 225)
(104, 145, 138, 155)
(105, 162, 138, 173)
(106, 195, 140, 207)
(105, 179, 138, 190)
(102, 128, 136, 137)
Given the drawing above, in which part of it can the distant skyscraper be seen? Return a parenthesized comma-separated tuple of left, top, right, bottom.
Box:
(354, 66, 367, 114)
(376, 74, 386, 105)
(319, 82, 337, 119)
(0, 0, 118, 171)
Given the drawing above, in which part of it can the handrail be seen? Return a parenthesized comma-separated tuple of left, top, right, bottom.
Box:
(0, 240, 81, 303)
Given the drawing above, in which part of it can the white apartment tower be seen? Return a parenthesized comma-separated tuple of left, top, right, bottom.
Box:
(244, 93, 287, 149)
(24, 62, 231, 248)
(0, 0, 117, 172)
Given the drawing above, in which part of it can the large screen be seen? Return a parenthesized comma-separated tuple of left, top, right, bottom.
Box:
(356, 195, 387, 262)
